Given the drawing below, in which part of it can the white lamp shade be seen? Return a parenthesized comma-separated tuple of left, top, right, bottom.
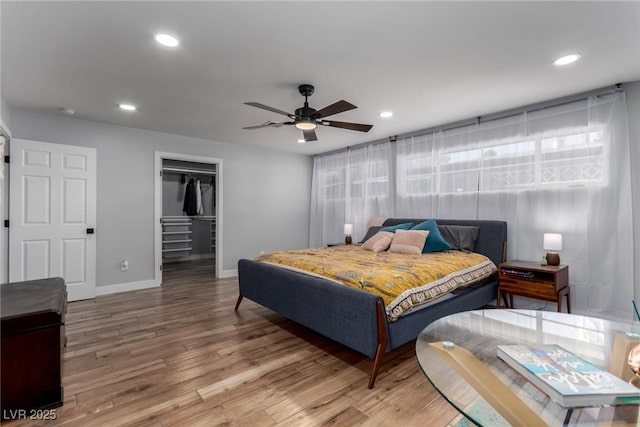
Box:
(543, 233, 563, 251)
(344, 224, 353, 235)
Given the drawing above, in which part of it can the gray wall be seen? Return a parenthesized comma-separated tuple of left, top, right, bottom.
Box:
(8, 108, 312, 287)
(624, 81, 640, 301)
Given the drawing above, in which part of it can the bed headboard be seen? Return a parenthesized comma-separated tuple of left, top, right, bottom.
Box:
(381, 218, 507, 266)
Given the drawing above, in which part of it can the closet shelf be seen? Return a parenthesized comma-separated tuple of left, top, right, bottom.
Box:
(163, 231, 193, 235)
(163, 239, 192, 244)
(163, 247, 193, 253)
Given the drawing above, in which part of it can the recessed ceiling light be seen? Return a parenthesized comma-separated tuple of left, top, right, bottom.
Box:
(297, 139, 306, 144)
(553, 53, 582, 66)
(60, 107, 75, 115)
(379, 111, 393, 118)
(118, 103, 137, 112)
(155, 33, 179, 47)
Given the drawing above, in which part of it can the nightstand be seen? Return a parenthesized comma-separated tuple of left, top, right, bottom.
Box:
(497, 261, 570, 313)
(327, 242, 360, 247)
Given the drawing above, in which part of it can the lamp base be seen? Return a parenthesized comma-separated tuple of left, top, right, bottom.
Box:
(546, 252, 560, 266)
(345, 235, 352, 245)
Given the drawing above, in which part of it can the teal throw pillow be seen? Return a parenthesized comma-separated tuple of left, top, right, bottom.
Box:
(380, 222, 413, 233)
(411, 219, 452, 253)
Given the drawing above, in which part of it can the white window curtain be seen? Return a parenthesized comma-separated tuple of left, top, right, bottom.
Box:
(394, 91, 633, 317)
(309, 142, 393, 247)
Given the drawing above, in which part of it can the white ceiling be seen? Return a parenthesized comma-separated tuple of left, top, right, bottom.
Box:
(2, 1, 639, 155)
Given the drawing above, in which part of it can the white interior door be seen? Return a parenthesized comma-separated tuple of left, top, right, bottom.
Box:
(9, 139, 96, 301)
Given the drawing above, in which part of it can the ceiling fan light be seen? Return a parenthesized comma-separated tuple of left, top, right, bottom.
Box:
(295, 119, 317, 130)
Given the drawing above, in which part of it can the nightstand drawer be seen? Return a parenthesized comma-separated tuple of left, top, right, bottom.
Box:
(499, 280, 557, 299)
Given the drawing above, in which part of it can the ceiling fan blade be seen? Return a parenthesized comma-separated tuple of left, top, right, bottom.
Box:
(273, 121, 295, 128)
(322, 120, 373, 133)
(311, 100, 357, 119)
(243, 124, 271, 130)
(244, 102, 295, 118)
(303, 128, 318, 142)
(243, 121, 294, 130)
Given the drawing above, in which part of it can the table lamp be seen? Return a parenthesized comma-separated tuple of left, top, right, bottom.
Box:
(543, 233, 562, 266)
(344, 223, 353, 245)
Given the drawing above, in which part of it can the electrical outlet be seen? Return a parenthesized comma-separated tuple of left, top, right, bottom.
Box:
(121, 259, 129, 271)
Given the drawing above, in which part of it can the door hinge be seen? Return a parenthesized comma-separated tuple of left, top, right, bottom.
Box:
(4, 155, 9, 164)
(3, 220, 8, 228)
(160, 264, 163, 271)
(160, 170, 163, 177)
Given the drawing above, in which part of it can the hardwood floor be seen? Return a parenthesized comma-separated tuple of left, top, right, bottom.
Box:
(6, 260, 460, 426)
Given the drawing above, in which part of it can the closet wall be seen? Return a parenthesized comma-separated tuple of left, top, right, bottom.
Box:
(162, 159, 216, 267)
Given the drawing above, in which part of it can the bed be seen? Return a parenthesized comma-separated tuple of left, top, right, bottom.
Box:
(235, 218, 507, 388)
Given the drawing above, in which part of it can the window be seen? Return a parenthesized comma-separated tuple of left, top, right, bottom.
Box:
(399, 127, 605, 196)
(349, 160, 389, 199)
(319, 146, 390, 201)
(322, 168, 345, 200)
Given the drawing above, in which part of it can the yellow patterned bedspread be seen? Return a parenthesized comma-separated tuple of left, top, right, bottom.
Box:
(256, 245, 497, 322)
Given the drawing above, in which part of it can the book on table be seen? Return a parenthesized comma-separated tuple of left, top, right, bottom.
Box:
(497, 344, 640, 408)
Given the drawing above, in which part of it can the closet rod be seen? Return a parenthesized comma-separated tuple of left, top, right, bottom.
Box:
(163, 166, 216, 176)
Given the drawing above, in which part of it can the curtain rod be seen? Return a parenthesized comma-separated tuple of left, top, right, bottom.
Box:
(315, 82, 625, 158)
(395, 83, 623, 138)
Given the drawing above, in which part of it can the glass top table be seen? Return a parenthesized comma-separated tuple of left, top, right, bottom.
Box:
(416, 309, 640, 426)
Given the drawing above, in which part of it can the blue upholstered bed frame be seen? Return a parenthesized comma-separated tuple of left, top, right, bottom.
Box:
(236, 219, 507, 388)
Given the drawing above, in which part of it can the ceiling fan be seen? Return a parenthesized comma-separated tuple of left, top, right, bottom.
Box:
(243, 84, 373, 142)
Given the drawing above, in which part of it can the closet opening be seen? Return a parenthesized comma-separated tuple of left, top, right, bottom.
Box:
(154, 152, 222, 284)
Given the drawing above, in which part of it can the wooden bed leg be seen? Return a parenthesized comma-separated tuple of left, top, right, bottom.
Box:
(368, 300, 389, 389)
(234, 295, 243, 311)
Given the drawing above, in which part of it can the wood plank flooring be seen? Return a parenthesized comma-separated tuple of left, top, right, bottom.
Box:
(5, 260, 460, 426)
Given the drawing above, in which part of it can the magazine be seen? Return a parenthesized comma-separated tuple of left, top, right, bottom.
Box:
(497, 344, 640, 408)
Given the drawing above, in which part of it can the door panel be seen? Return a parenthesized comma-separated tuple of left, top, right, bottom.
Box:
(61, 238, 86, 284)
(23, 149, 51, 168)
(62, 178, 86, 223)
(10, 139, 96, 301)
(23, 176, 51, 224)
(22, 239, 50, 280)
(62, 153, 87, 171)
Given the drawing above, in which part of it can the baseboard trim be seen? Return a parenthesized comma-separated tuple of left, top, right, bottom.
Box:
(219, 269, 238, 278)
(96, 279, 160, 296)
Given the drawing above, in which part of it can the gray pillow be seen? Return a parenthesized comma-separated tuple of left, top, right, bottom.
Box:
(438, 225, 480, 252)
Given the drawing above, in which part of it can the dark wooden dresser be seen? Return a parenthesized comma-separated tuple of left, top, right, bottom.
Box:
(1, 278, 67, 418)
